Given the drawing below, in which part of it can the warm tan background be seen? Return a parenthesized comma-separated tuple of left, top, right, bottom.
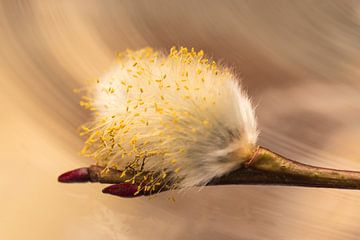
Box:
(1, 1, 360, 239)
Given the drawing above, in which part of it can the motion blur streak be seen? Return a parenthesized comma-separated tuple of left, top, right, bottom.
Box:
(1, 1, 360, 239)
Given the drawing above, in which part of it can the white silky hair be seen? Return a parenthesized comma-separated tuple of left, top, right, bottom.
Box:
(85, 47, 258, 188)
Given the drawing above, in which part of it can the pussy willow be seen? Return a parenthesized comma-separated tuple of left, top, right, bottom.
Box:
(79, 47, 258, 195)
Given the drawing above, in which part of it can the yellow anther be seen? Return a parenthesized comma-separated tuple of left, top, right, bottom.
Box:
(198, 50, 204, 57)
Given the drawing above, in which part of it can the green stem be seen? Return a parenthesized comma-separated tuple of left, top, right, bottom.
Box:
(208, 147, 360, 189)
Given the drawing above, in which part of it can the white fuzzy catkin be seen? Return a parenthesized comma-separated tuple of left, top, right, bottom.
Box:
(80, 47, 258, 191)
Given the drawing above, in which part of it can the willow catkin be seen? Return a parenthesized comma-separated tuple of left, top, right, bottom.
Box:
(79, 47, 258, 195)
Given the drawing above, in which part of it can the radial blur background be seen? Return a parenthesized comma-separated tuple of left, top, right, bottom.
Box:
(1, 1, 360, 239)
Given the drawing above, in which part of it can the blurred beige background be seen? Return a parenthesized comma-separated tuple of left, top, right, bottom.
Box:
(1, 0, 360, 239)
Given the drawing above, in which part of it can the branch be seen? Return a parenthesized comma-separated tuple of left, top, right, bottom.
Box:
(58, 146, 360, 197)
